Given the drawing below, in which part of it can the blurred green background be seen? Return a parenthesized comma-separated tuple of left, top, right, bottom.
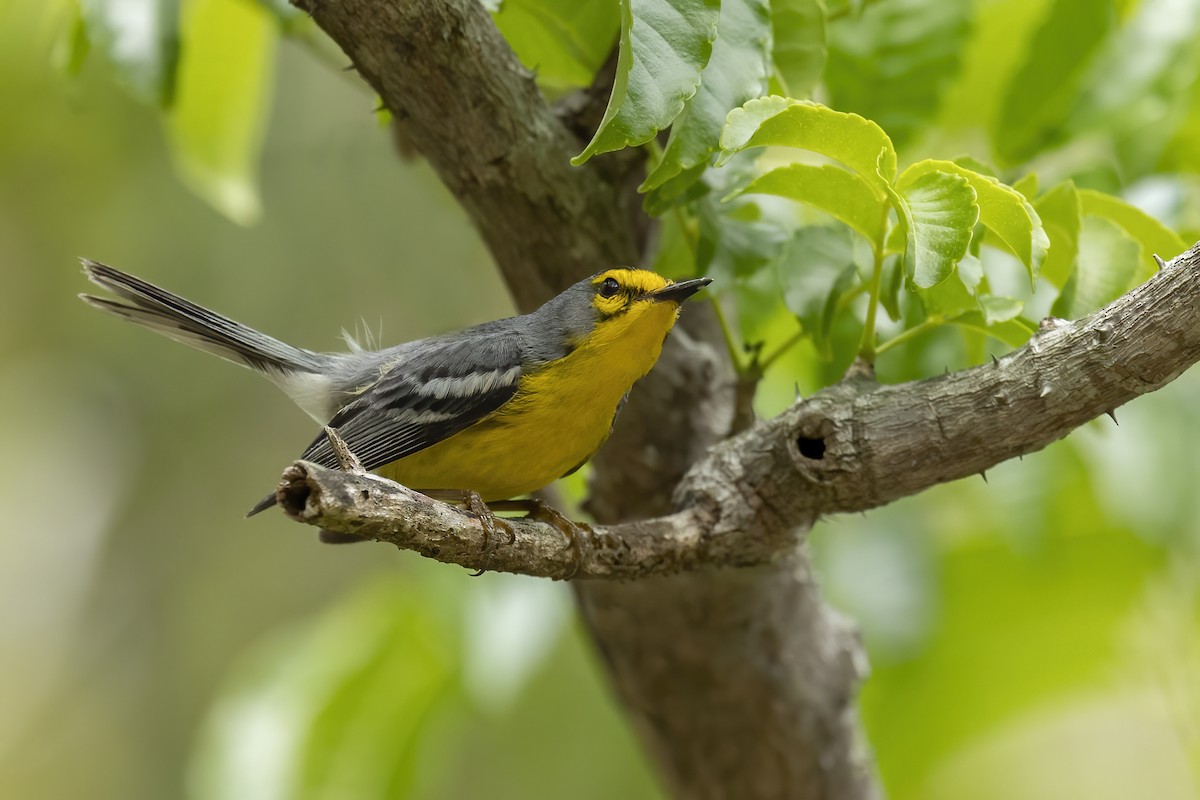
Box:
(3, 1, 1199, 799)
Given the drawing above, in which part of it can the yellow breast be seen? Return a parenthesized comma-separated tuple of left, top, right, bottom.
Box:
(378, 299, 680, 501)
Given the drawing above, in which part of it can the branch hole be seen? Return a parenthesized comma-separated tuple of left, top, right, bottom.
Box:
(797, 436, 826, 460)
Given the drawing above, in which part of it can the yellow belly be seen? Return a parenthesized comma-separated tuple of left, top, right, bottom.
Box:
(377, 300, 678, 501)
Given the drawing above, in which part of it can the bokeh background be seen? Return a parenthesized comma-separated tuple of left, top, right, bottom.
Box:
(3, 1, 1199, 799)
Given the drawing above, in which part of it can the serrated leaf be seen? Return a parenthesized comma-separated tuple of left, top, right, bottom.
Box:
(825, 0, 971, 149)
(771, 0, 826, 97)
(1053, 215, 1140, 318)
(493, 0, 619, 94)
(641, 0, 772, 192)
(776, 225, 865, 357)
(732, 163, 885, 244)
(1033, 180, 1082, 289)
(1078, 189, 1187, 282)
(81, 0, 180, 106)
(890, 171, 979, 289)
(572, 0, 720, 164)
(898, 159, 1048, 284)
(993, 0, 1114, 165)
(165, 0, 276, 225)
(718, 96, 897, 194)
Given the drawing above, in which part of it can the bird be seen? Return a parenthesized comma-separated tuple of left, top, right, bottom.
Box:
(79, 259, 712, 545)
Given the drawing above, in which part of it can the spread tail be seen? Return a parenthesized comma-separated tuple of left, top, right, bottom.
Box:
(79, 259, 325, 375)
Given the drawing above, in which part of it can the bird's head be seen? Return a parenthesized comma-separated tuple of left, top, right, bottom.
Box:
(542, 268, 712, 361)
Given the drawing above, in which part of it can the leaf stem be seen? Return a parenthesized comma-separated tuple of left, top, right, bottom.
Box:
(857, 206, 891, 361)
(875, 315, 944, 355)
(758, 327, 805, 372)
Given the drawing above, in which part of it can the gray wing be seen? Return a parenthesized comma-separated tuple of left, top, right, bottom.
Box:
(248, 330, 524, 516)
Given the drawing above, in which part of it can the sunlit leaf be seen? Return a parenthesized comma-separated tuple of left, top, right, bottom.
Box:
(771, 0, 826, 97)
(80, 0, 179, 105)
(572, 0, 720, 164)
(898, 159, 1047, 283)
(732, 163, 885, 245)
(493, 0, 619, 93)
(1053, 215, 1140, 318)
(641, 0, 772, 192)
(826, 0, 972, 148)
(1034, 180, 1082, 289)
(993, 0, 1114, 165)
(718, 96, 897, 194)
(165, 0, 276, 225)
(890, 170, 978, 288)
(1078, 189, 1187, 282)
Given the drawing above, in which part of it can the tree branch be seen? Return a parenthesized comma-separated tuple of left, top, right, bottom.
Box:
(282, 245, 1200, 577)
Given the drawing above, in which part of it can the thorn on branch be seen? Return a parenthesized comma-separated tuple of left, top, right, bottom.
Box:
(1106, 409, 1119, 425)
(979, 470, 988, 483)
(1154, 253, 1168, 271)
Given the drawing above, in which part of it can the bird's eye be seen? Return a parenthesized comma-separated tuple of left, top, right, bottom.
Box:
(598, 277, 621, 298)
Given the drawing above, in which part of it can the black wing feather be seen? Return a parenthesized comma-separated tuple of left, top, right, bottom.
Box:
(247, 333, 524, 516)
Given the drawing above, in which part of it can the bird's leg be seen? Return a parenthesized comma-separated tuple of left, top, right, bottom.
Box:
(423, 489, 515, 576)
(489, 498, 593, 580)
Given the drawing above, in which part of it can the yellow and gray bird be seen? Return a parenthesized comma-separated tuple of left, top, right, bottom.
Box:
(80, 260, 710, 530)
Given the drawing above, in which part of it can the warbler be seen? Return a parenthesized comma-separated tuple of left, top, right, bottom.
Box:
(80, 260, 711, 530)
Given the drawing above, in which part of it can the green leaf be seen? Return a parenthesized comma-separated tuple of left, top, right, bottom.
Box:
(80, 0, 180, 106)
(919, 253, 980, 318)
(776, 225, 866, 357)
(890, 171, 979, 288)
(1053, 215, 1140, 318)
(718, 96, 897, 195)
(978, 295, 1024, 325)
(165, 0, 277, 225)
(898, 159, 1048, 283)
(1033, 180, 1082, 289)
(54, 4, 92, 77)
(950, 313, 1037, 347)
(732, 163, 885, 245)
(993, 0, 1115, 164)
(493, 0, 619, 94)
(771, 0, 826, 97)
(825, 0, 972, 148)
(1010, 172, 1039, 200)
(697, 193, 791, 279)
(641, 0, 772, 192)
(572, 0, 720, 164)
(1078, 189, 1188, 282)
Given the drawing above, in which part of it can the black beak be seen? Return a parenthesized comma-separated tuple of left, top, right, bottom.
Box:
(651, 277, 713, 304)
